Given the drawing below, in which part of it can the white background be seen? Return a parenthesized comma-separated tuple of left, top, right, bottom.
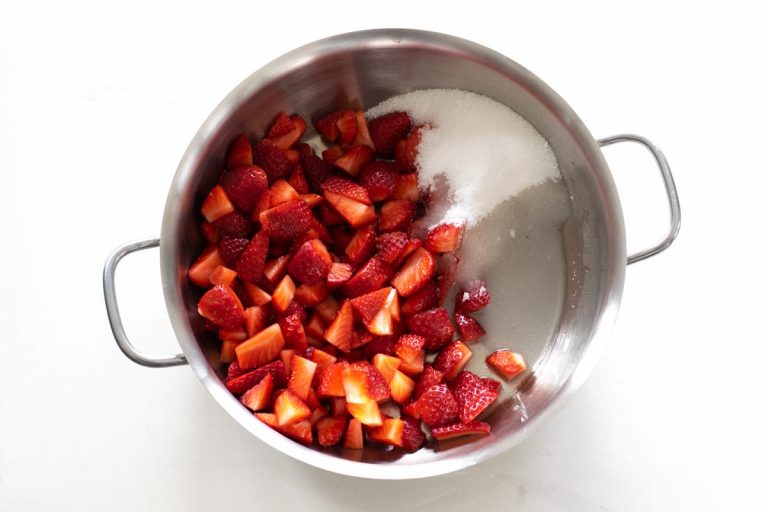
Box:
(1, 1, 767, 510)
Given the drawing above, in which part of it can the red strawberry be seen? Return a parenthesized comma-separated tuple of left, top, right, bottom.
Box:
(450, 371, 500, 424)
(345, 225, 377, 265)
(486, 350, 527, 380)
(263, 254, 290, 286)
(226, 134, 253, 169)
(350, 287, 397, 336)
(271, 275, 296, 313)
(188, 246, 223, 287)
(379, 200, 415, 232)
(197, 285, 244, 330)
(367, 417, 404, 447)
(314, 110, 346, 143)
(346, 400, 382, 427)
(391, 247, 436, 297)
(288, 355, 317, 401)
(359, 161, 399, 202)
(393, 334, 425, 363)
(454, 312, 486, 342)
(371, 353, 400, 383)
(253, 139, 293, 181)
(244, 306, 268, 337)
(375, 231, 409, 264)
(431, 421, 491, 441)
(425, 223, 464, 253)
(315, 361, 348, 397)
(321, 176, 372, 205)
(332, 145, 373, 177)
(267, 111, 294, 138)
(435, 254, 459, 305)
(240, 373, 274, 411)
(251, 189, 272, 221)
(317, 416, 347, 447)
(287, 165, 310, 194)
(395, 125, 427, 172)
(287, 239, 332, 285)
(393, 238, 423, 268)
(324, 191, 377, 228)
(433, 340, 473, 380)
(226, 360, 247, 380)
(412, 384, 459, 427)
(362, 335, 395, 360)
(221, 166, 268, 212)
(368, 111, 412, 157)
(353, 111, 374, 149)
(259, 199, 312, 240)
(406, 307, 455, 351)
(388, 369, 414, 404)
(414, 364, 444, 399)
(235, 323, 285, 370)
(213, 210, 252, 238)
(274, 389, 311, 426)
(324, 300, 354, 352)
(334, 110, 358, 146)
(297, 143, 333, 191)
(218, 236, 250, 267)
(390, 173, 419, 201)
(200, 222, 219, 244)
(278, 313, 307, 350)
(201, 185, 234, 223)
(455, 280, 490, 313)
(267, 113, 307, 150)
(342, 256, 392, 298)
(235, 232, 269, 282)
(283, 148, 299, 165)
(343, 418, 364, 449)
(314, 296, 339, 323)
(300, 193, 322, 208)
(209, 265, 237, 287)
(400, 415, 425, 452)
(342, 361, 390, 403)
(225, 360, 287, 395)
(401, 280, 438, 316)
(269, 178, 300, 206)
(322, 145, 343, 163)
(327, 262, 353, 288)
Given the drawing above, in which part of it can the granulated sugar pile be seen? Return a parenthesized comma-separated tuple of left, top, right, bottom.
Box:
(367, 89, 560, 228)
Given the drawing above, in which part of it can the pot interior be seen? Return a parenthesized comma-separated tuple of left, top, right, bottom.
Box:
(161, 29, 625, 477)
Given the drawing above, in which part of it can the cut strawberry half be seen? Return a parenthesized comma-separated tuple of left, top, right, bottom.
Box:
(271, 275, 296, 313)
(197, 285, 245, 331)
(274, 390, 311, 426)
(431, 421, 491, 441)
(201, 185, 235, 223)
(455, 280, 490, 313)
(240, 373, 274, 411)
(235, 232, 269, 283)
(411, 383, 459, 428)
(253, 139, 293, 181)
(379, 200, 416, 232)
(287, 239, 332, 285)
(450, 371, 500, 424)
(406, 307, 455, 351)
(454, 312, 486, 342)
(359, 161, 399, 202)
(368, 111, 412, 157)
(389, 369, 415, 405)
(221, 166, 268, 212)
(327, 262, 353, 288)
(425, 223, 465, 253)
(394, 334, 426, 363)
(324, 300, 354, 352)
(235, 323, 285, 370)
(342, 256, 392, 298)
(433, 340, 473, 381)
(317, 416, 347, 447)
(269, 178, 300, 206)
(288, 355, 318, 401)
(225, 360, 287, 395)
(367, 417, 404, 447)
(342, 361, 390, 404)
(267, 113, 307, 150)
(350, 287, 396, 336)
(401, 415, 425, 452)
(346, 400, 383, 427)
(226, 134, 253, 169)
(324, 191, 376, 228)
(391, 247, 436, 297)
(259, 199, 312, 240)
(344, 224, 377, 265)
(343, 418, 364, 449)
(401, 280, 438, 316)
(486, 350, 527, 380)
(332, 145, 373, 176)
(189, 246, 224, 288)
(371, 353, 401, 383)
(376, 231, 409, 265)
(414, 364, 444, 399)
(390, 173, 419, 201)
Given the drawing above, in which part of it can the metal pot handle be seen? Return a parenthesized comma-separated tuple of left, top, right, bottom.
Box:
(598, 134, 681, 265)
(103, 238, 187, 367)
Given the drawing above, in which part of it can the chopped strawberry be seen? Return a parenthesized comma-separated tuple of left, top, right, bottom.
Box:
(406, 307, 455, 351)
(240, 373, 274, 411)
(342, 361, 390, 403)
(455, 280, 490, 313)
(209, 265, 237, 287)
(219, 339, 240, 364)
(334, 110, 358, 146)
(213, 210, 252, 238)
(259, 199, 312, 240)
(397, 351, 425, 376)
(287, 165, 310, 194)
(450, 371, 500, 424)
(372, 353, 400, 383)
(367, 417, 404, 447)
(283, 148, 299, 165)
(226, 360, 247, 380)
(218, 328, 247, 342)
(279, 349, 295, 371)
(391, 247, 436, 297)
(321, 176, 372, 205)
(324, 300, 354, 352)
(278, 313, 306, 350)
(271, 275, 296, 313)
(304, 312, 326, 342)
(288, 355, 317, 401)
(401, 280, 438, 316)
(431, 421, 491, 441)
(395, 125, 427, 172)
(412, 384, 459, 427)
(353, 111, 374, 149)
(389, 369, 415, 404)
(414, 364, 444, 399)
(350, 287, 395, 335)
(359, 161, 398, 202)
(253, 139, 293, 181)
(218, 236, 249, 267)
(400, 415, 425, 452)
(314, 296, 339, 323)
(201, 185, 235, 223)
(251, 189, 272, 221)
(308, 348, 337, 368)
(454, 312, 486, 342)
(433, 340, 473, 380)
(242, 282, 272, 307)
(332, 145, 373, 176)
(269, 178, 300, 206)
(234, 232, 269, 282)
(297, 143, 333, 191)
(425, 223, 464, 253)
(343, 418, 364, 449)
(274, 389, 311, 426)
(263, 254, 290, 286)
(256, 412, 277, 427)
(267, 113, 307, 150)
(226, 134, 253, 168)
(221, 166, 268, 211)
(393, 238, 423, 268)
(197, 285, 244, 330)
(267, 111, 294, 138)
(225, 360, 287, 395)
(368, 111, 412, 157)
(327, 262, 353, 288)
(376, 231, 409, 265)
(362, 335, 395, 360)
(342, 256, 392, 298)
(330, 397, 348, 418)
(390, 173, 419, 201)
(189, 246, 224, 287)
(200, 222, 219, 244)
(235, 323, 285, 370)
(379, 200, 415, 232)
(244, 306, 268, 337)
(309, 405, 329, 426)
(287, 239, 332, 285)
(394, 334, 426, 363)
(324, 191, 377, 228)
(322, 145, 344, 163)
(280, 419, 313, 445)
(320, 203, 347, 227)
(486, 350, 527, 380)
(345, 225, 377, 265)
(435, 254, 459, 305)
(315, 361, 347, 397)
(314, 110, 346, 143)
(301, 194, 322, 208)
(346, 400, 383, 427)
(294, 282, 330, 307)
(317, 416, 347, 447)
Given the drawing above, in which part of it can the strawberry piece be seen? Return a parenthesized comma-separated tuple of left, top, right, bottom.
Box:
(353, 111, 374, 149)
(367, 417, 404, 447)
(280, 349, 295, 371)
(244, 306, 268, 337)
(226, 134, 253, 169)
(308, 348, 337, 368)
(431, 421, 491, 441)
(268, 113, 307, 150)
(309, 405, 329, 426)
(324, 191, 377, 228)
(391, 247, 436, 297)
(414, 364, 444, 399)
(201, 185, 235, 223)
(256, 412, 277, 427)
(288, 165, 310, 194)
(330, 397, 348, 417)
(389, 369, 415, 404)
(359, 161, 398, 202)
(200, 222, 219, 244)
(393, 238, 423, 268)
(269, 178, 300, 206)
(288, 355, 317, 401)
(300, 194, 322, 209)
(412, 384, 459, 427)
(362, 335, 395, 359)
(376, 231, 409, 265)
(274, 389, 311, 426)
(213, 210, 252, 238)
(327, 262, 353, 288)
(320, 203, 347, 227)
(263, 254, 290, 286)
(279, 419, 313, 445)
(350, 287, 395, 335)
(267, 111, 294, 138)
(271, 275, 295, 313)
(406, 307, 455, 351)
(342, 361, 390, 404)
(450, 371, 500, 424)
(433, 340, 473, 381)
(332, 145, 373, 177)
(486, 350, 527, 380)
(345, 225, 377, 265)
(321, 176, 372, 205)
(209, 265, 237, 287)
(324, 300, 354, 352)
(346, 400, 383, 427)
(342, 256, 392, 298)
(189, 246, 224, 287)
(368, 111, 412, 157)
(343, 418, 364, 449)
(259, 199, 312, 240)
(283, 148, 299, 165)
(278, 313, 306, 350)
(225, 360, 287, 395)
(322, 145, 343, 163)
(251, 189, 272, 221)
(234, 232, 269, 282)
(240, 373, 274, 411)
(304, 312, 326, 342)
(226, 360, 247, 380)
(218, 236, 249, 267)
(395, 125, 427, 172)
(315, 362, 347, 397)
(221, 166, 268, 211)
(394, 334, 426, 363)
(317, 416, 347, 447)
(294, 282, 330, 307)
(455, 280, 490, 313)
(401, 415, 425, 452)
(314, 296, 339, 323)
(235, 323, 285, 370)
(197, 285, 244, 330)
(425, 223, 464, 253)
(401, 280, 438, 316)
(334, 110, 358, 146)
(253, 139, 293, 181)
(219, 328, 247, 342)
(297, 143, 333, 191)
(454, 312, 486, 342)
(220, 339, 240, 364)
(287, 239, 332, 285)
(242, 282, 271, 307)
(379, 200, 415, 232)
(398, 351, 425, 376)
(390, 173, 419, 201)
(314, 110, 346, 143)
(372, 353, 401, 383)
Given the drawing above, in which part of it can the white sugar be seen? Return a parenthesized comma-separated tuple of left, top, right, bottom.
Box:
(367, 89, 560, 228)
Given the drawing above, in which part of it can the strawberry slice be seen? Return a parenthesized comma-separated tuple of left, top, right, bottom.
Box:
(395, 125, 427, 172)
(287, 239, 332, 285)
(259, 199, 312, 240)
(221, 166, 268, 211)
(389, 369, 415, 404)
(367, 417, 404, 447)
(425, 223, 465, 253)
(253, 139, 293, 181)
(390, 173, 419, 201)
(201, 185, 235, 223)
(379, 200, 415, 232)
(278, 313, 306, 350)
(401, 280, 438, 316)
(394, 334, 426, 363)
(274, 389, 311, 426)
(288, 355, 317, 401)
(197, 285, 245, 330)
(411, 384, 459, 427)
(189, 246, 224, 288)
(235, 232, 269, 282)
(240, 373, 274, 411)
(342, 361, 390, 404)
(225, 360, 287, 395)
(288, 165, 310, 194)
(368, 111, 412, 157)
(263, 254, 290, 286)
(334, 110, 358, 146)
(317, 416, 347, 447)
(294, 282, 330, 307)
(309, 405, 329, 426)
(406, 307, 455, 351)
(454, 312, 486, 342)
(350, 287, 395, 335)
(343, 418, 364, 449)
(226, 134, 253, 169)
(297, 143, 333, 191)
(308, 348, 337, 368)
(345, 225, 377, 265)
(353, 112, 374, 149)
(280, 349, 295, 371)
(431, 421, 491, 441)
(244, 306, 268, 337)
(398, 351, 425, 376)
(391, 247, 436, 297)
(372, 353, 401, 383)
(359, 161, 399, 202)
(269, 178, 300, 206)
(327, 262, 353, 288)
(324, 300, 354, 352)
(321, 176, 372, 205)
(342, 256, 392, 298)
(271, 275, 296, 313)
(346, 400, 383, 427)
(235, 323, 285, 370)
(414, 364, 444, 399)
(433, 340, 473, 381)
(393, 238, 423, 268)
(450, 371, 500, 424)
(324, 191, 376, 228)
(267, 113, 307, 151)
(486, 350, 527, 380)
(455, 280, 490, 313)
(401, 415, 425, 452)
(376, 231, 409, 265)
(332, 145, 373, 176)
(315, 361, 347, 397)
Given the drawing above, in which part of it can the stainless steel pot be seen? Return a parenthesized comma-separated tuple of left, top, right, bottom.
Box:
(103, 29, 680, 479)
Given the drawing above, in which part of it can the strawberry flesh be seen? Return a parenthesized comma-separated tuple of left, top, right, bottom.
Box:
(450, 371, 500, 424)
(197, 285, 245, 330)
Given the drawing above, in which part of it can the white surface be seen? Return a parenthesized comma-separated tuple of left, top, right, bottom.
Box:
(1, 1, 767, 510)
